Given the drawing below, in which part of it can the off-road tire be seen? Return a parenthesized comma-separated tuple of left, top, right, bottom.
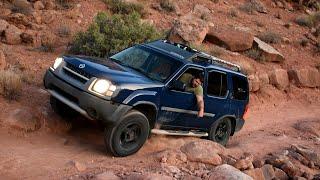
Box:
(104, 110, 150, 157)
(208, 118, 232, 146)
(50, 96, 78, 119)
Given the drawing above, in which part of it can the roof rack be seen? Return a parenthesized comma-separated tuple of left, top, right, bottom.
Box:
(161, 40, 241, 72)
(198, 52, 241, 72)
(162, 40, 198, 53)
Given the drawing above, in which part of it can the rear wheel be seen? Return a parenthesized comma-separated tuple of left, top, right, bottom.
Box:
(104, 110, 149, 157)
(208, 118, 232, 146)
(50, 96, 78, 119)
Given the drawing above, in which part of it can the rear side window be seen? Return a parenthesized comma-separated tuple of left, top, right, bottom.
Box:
(232, 76, 248, 100)
(207, 71, 228, 97)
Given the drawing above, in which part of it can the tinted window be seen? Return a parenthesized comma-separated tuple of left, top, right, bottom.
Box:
(232, 76, 248, 100)
(111, 46, 182, 83)
(207, 71, 228, 97)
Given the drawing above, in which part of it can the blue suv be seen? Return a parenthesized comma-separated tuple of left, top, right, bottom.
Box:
(43, 40, 249, 157)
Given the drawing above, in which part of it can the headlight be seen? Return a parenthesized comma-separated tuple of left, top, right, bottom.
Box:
(53, 57, 63, 69)
(91, 79, 117, 96)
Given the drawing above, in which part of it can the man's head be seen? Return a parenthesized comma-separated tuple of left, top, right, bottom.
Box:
(191, 73, 204, 88)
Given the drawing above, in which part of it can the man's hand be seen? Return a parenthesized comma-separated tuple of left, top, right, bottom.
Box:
(198, 109, 204, 118)
(196, 95, 204, 118)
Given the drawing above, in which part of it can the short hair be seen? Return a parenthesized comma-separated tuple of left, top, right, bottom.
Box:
(193, 72, 204, 82)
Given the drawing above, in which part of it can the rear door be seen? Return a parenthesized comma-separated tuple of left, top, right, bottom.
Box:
(186, 69, 230, 129)
(229, 75, 249, 119)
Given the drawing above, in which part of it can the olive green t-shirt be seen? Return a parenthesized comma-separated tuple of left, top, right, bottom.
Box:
(179, 73, 203, 96)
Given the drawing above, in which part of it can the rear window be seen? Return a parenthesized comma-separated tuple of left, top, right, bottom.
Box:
(207, 71, 228, 97)
(232, 76, 248, 100)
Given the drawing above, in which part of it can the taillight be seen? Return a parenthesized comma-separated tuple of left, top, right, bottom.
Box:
(242, 105, 249, 120)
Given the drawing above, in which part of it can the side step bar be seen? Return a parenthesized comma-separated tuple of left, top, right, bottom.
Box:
(151, 129, 208, 137)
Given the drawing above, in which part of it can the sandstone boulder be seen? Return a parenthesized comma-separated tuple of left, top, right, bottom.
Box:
(7, 108, 40, 132)
(0, 19, 9, 34)
(12, 0, 33, 14)
(258, 73, 269, 86)
(238, 60, 255, 75)
(180, 140, 225, 165)
(261, 164, 275, 180)
(234, 159, 254, 171)
(0, 49, 6, 70)
(274, 168, 289, 180)
(208, 164, 253, 180)
(125, 172, 173, 180)
(21, 30, 41, 46)
(288, 68, 320, 88)
(280, 161, 302, 178)
(95, 171, 120, 180)
(269, 69, 289, 90)
(248, 75, 260, 92)
(253, 37, 285, 62)
(155, 149, 187, 165)
(168, 13, 208, 45)
(4, 24, 22, 45)
(33, 1, 45, 10)
(206, 27, 254, 51)
(291, 144, 320, 166)
(244, 168, 264, 180)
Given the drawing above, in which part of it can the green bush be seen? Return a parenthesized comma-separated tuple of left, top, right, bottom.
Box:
(104, 0, 146, 16)
(70, 12, 161, 57)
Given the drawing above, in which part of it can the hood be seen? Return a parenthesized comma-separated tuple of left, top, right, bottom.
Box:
(63, 55, 163, 88)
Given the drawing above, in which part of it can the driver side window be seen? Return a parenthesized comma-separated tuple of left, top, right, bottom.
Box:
(172, 68, 204, 93)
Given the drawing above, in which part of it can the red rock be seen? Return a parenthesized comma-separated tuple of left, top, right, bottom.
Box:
(206, 27, 254, 51)
(248, 75, 260, 92)
(4, 24, 22, 45)
(269, 69, 289, 90)
(168, 13, 208, 45)
(125, 172, 173, 180)
(33, 1, 45, 10)
(234, 159, 254, 171)
(274, 167, 289, 180)
(244, 168, 264, 180)
(288, 68, 320, 88)
(208, 164, 253, 180)
(262, 164, 275, 180)
(0, 19, 9, 33)
(95, 171, 120, 180)
(180, 140, 225, 165)
(253, 37, 285, 62)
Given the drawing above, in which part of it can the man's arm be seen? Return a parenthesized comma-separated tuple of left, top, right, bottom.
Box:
(196, 95, 204, 118)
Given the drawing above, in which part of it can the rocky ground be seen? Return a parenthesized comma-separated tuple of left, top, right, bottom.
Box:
(0, 0, 320, 179)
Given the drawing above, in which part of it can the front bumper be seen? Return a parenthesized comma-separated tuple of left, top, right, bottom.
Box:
(44, 69, 131, 124)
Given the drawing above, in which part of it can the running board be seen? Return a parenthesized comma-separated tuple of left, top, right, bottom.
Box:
(151, 129, 208, 137)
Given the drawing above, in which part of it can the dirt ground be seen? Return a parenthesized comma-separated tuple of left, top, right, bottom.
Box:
(0, 95, 319, 179)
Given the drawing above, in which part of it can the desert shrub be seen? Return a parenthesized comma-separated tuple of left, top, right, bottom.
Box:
(258, 31, 282, 44)
(0, 69, 22, 100)
(160, 0, 176, 12)
(104, 0, 146, 16)
(239, 1, 259, 14)
(70, 12, 161, 57)
(11, 0, 33, 14)
(56, 0, 75, 9)
(245, 48, 262, 61)
(295, 12, 320, 28)
(299, 38, 309, 47)
(229, 9, 238, 17)
(57, 25, 71, 37)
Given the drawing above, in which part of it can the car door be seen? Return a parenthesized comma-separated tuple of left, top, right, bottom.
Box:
(186, 69, 230, 130)
(158, 66, 204, 130)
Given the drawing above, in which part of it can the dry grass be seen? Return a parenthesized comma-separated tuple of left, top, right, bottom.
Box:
(0, 70, 22, 100)
(57, 25, 71, 38)
(258, 31, 282, 44)
(245, 48, 262, 61)
(160, 0, 176, 12)
(295, 12, 320, 28)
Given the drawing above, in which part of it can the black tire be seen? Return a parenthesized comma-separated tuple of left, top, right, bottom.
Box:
(104, 110, 150, 157)
(208, 118, 232, 146)
(50, 96, 78, 119)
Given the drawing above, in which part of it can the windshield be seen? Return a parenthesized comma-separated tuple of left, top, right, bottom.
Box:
(110, 46, 182, 83)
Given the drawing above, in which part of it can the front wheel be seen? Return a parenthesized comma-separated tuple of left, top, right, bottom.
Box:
(208, 118, 232, 146)
(104, 110, 150, 157)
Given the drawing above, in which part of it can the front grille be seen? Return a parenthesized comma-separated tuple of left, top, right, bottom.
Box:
(63, 62, 93, 83)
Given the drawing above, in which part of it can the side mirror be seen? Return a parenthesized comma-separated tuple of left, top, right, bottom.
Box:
(169, 81, 186, 91)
